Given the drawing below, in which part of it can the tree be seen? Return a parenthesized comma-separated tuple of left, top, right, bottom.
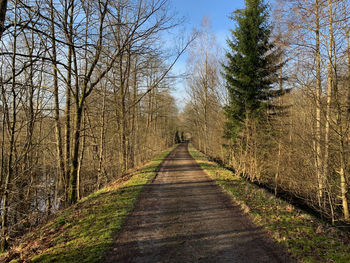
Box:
(314, 0, 323, 208)
(185, 17, 223, 157)
(223, 0, 283, 140)
(0, 0, 188, 249)
(223, 0, 284, 181)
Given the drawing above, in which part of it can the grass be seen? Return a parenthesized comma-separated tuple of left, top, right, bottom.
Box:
(1, 146, 175, 263)
(188, 145, 350, 263)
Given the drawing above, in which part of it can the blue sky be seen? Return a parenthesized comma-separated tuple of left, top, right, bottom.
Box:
(172, 0, 245, 38)
(168, 0, 274, 110)
(169, 0, 246, 110)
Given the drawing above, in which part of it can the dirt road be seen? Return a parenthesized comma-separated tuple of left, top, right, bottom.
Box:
(104, 143, 293, 262)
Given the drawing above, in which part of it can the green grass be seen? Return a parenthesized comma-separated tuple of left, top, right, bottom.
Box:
(2, 146, 175, 263)
(188, 145, 350, 263)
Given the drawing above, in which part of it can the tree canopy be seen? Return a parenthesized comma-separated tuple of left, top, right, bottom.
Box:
(223, 0, 283, 139)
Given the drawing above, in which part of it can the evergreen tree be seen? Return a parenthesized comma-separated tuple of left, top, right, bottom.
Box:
(223, 0, 284, 140)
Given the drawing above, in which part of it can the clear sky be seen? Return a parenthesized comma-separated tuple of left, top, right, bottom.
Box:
(169, 0, 246, 110)
(172, 0, 246, 40)
(168, 0, 274, 111)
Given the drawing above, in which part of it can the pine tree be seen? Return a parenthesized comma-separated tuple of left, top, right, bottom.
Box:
(223, 0, 284, 140)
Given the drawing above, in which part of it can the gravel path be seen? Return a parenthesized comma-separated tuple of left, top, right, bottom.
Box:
(104, 143, 293, 263)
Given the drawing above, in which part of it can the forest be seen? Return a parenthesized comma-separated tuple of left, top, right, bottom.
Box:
(0, 0, 350, 257)
(185, 0, 350, 227)
(0, 0, 193, 251)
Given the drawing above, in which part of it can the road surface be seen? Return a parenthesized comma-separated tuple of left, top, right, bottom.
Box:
(104, 143, 293, 263)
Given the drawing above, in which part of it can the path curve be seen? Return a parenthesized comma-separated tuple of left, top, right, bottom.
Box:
(104, 143, 293, 263)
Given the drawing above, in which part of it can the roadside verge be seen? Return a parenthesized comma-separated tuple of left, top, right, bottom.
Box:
(1, 146, 176, 263)
(188, 144, 350, 263)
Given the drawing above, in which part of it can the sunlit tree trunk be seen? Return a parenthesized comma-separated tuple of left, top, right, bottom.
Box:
(323, 0, 334, 208)
(338, 0, 350, 221)
(77, 109, 86, 200)
(129, 58, 138, 168)
(1, 0, 17, 251)
(97, 84, 107, 190)
(315, 0, 323, 206)
(275, 66, 283, 196)
(64, 0, 74, 202)
(68, 0, 112, 204)
(50, 0, 65, 203)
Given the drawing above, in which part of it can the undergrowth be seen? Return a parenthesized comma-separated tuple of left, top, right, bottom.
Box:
(188, 145, 350, 263)
(0, 146, 175, 263)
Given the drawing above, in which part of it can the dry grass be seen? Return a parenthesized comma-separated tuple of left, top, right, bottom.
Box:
(0, 146, 175, 263)
(189, 145, 350, 263)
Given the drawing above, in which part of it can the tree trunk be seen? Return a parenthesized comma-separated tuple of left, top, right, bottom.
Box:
(315, 0, 323, 205)
(50, 0, 65, 204)
(68, 103, 83, 204)
(337, 0, 350, 221)
(120, 58, 128, 173)
(77, 109, 86, 201)
(130, 59, 138, 168)
(97, 85, 106, 190)
(323, 0, 334, 209)
(275, 66, 284, 196)
(338, 137, 349, 221)
(64, 0, 74, 203)
(1, 2, 17, 250)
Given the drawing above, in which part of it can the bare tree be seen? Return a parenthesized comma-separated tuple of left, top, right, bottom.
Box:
(185, 17, 224, 159)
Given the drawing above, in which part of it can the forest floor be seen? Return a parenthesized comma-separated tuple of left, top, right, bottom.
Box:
(104, 143, 293, 262)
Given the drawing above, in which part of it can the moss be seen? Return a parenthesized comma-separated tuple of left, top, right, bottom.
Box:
(189, 145, 350, 263)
